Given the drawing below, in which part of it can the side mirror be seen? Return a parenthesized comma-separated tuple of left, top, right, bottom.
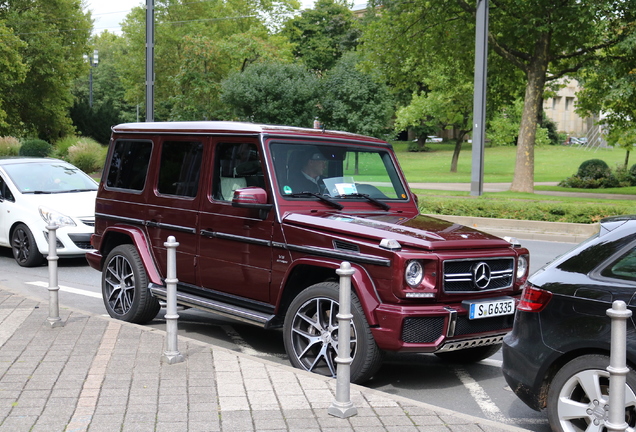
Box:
(232, 187, 273, 219)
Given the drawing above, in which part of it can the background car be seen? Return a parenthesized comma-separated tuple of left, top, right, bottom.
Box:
(502, 215, 636, 432)
(0, 157, 97, 267)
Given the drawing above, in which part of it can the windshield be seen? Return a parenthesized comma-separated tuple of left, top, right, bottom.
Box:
(271, 142, 408, 201)
(3, 161, 98, 194)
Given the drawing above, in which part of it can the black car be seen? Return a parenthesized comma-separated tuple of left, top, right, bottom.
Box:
(502, 215, 636, 432)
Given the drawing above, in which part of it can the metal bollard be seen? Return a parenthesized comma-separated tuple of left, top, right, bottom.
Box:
(606, 300, 632, 432)
(161, 236, 184, 364)
(46, 224, 63, 328)
(328, 261, 358, 418)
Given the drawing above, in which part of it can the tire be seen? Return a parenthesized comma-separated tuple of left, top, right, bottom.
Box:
(283, 282, 383, 384)
(102, 244, 160, 324)
(547, 354, 636, 432)
(434, 343, 502, 363)
(11, 223, 44, 267)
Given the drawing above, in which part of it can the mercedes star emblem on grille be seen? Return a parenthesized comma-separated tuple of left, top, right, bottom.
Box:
(473, 262, 492, 289)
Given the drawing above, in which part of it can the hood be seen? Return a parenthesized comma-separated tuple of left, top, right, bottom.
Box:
(19, 191, 97, 218)
(283, 213, 511, 250)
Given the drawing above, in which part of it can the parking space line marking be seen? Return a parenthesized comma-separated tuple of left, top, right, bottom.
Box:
(479, 358, 503, 368)
(454, 366, 509, 424)
(26, 281, 102, 299)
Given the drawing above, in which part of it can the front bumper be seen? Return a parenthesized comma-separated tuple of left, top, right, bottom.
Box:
(370, 300, 516, 352)
(38, 226, 94, 257)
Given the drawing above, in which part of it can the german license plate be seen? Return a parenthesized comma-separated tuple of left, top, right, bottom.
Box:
(465, 297, 515, 320)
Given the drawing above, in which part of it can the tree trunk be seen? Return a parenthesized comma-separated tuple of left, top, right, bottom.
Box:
(625, 150, 630, 169)
(417, 136, 428, 151)
(450, 138, 463, 172)
(451, 129, 470, 172)
(510, 36, 549, 193)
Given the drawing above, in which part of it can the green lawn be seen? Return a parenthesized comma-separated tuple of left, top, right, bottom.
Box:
(394, 141, 636, 221)
(393, 141, 629, 184)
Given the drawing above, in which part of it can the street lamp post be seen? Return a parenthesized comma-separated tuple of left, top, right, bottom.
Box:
(83, 49, 99, 108)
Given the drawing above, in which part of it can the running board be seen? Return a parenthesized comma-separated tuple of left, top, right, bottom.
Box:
(149, 284, 277, 329)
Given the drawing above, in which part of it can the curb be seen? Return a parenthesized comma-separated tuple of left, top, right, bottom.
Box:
(426, 214, 598, 244)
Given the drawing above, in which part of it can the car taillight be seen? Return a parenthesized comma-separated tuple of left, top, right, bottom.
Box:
(518, 285, 553, 312)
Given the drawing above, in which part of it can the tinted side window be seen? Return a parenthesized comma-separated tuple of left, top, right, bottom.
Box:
(601, 246, 636, 282)
(106, 140, 152, 191)
(157, 141, 203, 197)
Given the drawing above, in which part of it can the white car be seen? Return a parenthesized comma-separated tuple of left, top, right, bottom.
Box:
(0, 158, 97, 267)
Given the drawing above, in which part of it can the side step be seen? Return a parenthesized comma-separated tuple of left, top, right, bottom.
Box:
(149, 284, 277, 329)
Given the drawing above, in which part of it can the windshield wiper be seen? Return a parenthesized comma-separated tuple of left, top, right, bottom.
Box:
(337, 193, 391, 211)
(64, 189, 97, 193)
(288, 192, 344, 210)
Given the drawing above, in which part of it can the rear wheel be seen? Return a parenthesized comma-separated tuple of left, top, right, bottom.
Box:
(102, 245, 160, 324)
(547, 354, 636, 432)
(283, 282, 383, 384)
(434, 343, 502, 363)
(11, 223, 44, 267)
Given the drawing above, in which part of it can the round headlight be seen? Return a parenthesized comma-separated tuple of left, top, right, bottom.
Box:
(405, 260, 424, 288)
(517, 255, 529, 279)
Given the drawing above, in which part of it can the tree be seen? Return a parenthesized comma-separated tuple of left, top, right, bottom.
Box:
(318, 52, 393, 138)
(220, 62, 320, 127)
(364, 0, 635, 192)
(393, 58, 475, 172)
(169, 29, 293, 121)
(71, 31, 137, 143)
(576, 32, 636, 166)
(0, 0, 92, 140)
(362, 1, 523, 172)
(282, 0, 361, 73)
(0, 23, 27, 133)
(116, 0, 296, 121)
(462, 0, 634, 192)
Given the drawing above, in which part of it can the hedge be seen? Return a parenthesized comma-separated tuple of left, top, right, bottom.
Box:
(417, 196, 636, 224)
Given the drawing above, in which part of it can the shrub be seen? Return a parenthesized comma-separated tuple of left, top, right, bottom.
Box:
(611, 165, 636, 187)
(67, 139, 106, 173)
(417, 195, 635, 224)
(577, 159, 611, 180)
(53, 136, 81, 160)
(630, 164, 636, 186)
(407, 141, 431, 152)
(0, 136, 20, 156)
(19, 139, 52, 157)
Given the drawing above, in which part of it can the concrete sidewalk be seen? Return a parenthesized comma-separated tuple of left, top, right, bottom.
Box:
(0, 287, 530, 432)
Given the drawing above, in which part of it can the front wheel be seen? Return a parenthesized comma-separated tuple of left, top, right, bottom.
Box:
(547, 354, 636, 432)
(283, 282, 383, 384)
(102, 245, 160, 324)
(11, 223, 44, 267)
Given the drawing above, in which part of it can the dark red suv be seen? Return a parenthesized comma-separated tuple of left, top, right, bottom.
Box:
(87, 121, 530, 382)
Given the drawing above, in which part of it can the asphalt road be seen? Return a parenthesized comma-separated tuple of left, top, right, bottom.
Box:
(0, 238, 576, 431)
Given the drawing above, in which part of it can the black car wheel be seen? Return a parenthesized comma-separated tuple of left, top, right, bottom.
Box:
(547, 354, 636, 432)
(102, 245, 160, 324)
(283, 282, 383, 383)
(11, 223, 44, 267)
(434, 343, 502, 363)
